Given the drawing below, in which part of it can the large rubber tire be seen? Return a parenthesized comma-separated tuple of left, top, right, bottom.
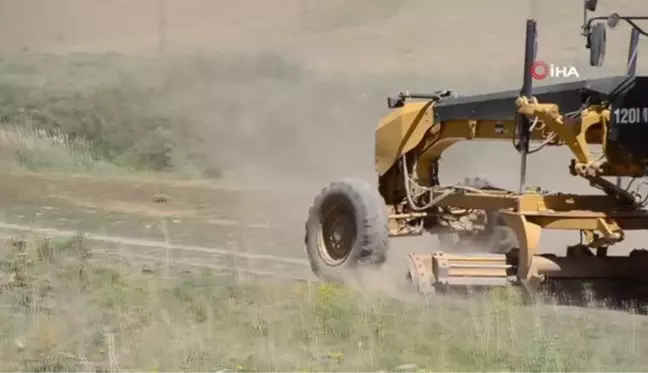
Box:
(304, 178, 389, 282)
(438, 177, 518, 254)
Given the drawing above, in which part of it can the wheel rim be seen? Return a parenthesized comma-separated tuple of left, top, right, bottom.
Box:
(317, 198, 357, 266)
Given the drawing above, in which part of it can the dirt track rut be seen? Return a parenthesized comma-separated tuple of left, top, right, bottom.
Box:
(0, 221, 317, 281)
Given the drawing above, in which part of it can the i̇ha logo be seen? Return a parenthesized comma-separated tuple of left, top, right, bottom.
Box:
(531, 60, 580, 80)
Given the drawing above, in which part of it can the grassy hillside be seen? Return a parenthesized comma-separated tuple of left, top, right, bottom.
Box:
(0, 52, 406, 181)
(3, 1, 645, 183)
(3, 51, 505, 185)
(0, 49, 642, 196)
(1, 1, 647, 184)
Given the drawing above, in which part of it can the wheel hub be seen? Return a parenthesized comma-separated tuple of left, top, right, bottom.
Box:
(318, 202, 357, 266)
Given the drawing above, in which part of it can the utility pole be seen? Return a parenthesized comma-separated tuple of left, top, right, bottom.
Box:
(157, 0, 167, 55)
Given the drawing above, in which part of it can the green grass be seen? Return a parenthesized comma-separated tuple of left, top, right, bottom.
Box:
(1, 237, 648, 372)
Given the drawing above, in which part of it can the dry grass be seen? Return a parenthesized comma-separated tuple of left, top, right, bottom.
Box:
(0, 125, 121, 174)
(0, 125, 207, 181)
(1, 237, 648, 372)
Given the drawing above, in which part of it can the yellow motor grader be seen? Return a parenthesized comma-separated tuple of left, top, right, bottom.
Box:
(304, 1, 648, 297)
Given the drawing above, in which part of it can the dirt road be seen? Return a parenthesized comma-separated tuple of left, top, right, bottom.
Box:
(0, 172, 436, 289)
(0, 172, 318, 279)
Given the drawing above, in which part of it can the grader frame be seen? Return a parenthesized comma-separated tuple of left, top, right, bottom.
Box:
(303, 1, 648, 297)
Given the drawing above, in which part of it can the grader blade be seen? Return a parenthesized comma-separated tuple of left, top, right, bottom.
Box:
(531, 252, 648, 280)
(406, 252, 514, 294)
(404, 249, 648, 296)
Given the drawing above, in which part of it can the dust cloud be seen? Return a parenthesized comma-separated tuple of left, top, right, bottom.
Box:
(2, 0, 648, 280)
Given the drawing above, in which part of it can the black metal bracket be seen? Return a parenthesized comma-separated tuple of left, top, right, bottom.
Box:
(387, 90, 456, 109)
